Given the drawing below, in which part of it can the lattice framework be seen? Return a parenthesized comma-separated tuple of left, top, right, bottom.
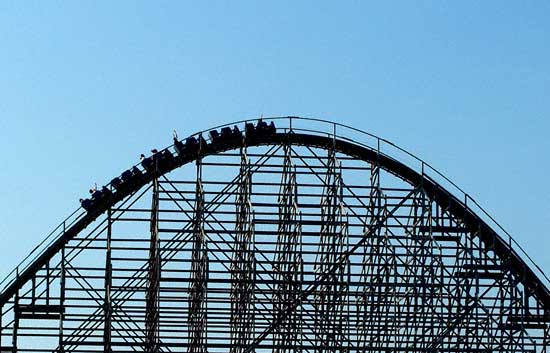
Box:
(1, 118, 549, 353)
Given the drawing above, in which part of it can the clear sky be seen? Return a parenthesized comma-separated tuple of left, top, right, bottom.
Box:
(0, 2, 549, 281)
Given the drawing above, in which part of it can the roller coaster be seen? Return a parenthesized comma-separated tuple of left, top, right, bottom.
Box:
(0, 117, 549, 352)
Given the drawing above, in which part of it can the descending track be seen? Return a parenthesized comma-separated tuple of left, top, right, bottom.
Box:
(1, 117, 549, 352)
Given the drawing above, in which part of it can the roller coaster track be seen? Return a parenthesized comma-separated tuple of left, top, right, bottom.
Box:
(1, 117, 549, 352)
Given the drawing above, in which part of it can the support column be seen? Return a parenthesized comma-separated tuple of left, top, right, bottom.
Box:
(357, 160, 395, 352)
(188, 158, 209, 353)
(146, 179, 161, 353)
(103, 208, 113, 352)
(273, 143, 303, 353)
(230, 147, 256, 353)
(543, 320, 550, 352)
(12, 291, 18, 353)
(314, 149, 349, 353)
(59, 247, 66, 352)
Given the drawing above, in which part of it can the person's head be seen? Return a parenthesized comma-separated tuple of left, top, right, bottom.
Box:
(79, 198, 83, 202)
(89, 189, 93, 194)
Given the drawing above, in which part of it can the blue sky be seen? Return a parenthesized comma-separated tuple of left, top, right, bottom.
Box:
(0, 2, 549, 280)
